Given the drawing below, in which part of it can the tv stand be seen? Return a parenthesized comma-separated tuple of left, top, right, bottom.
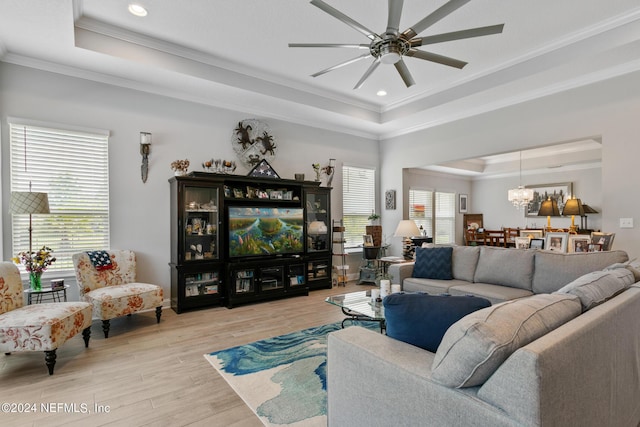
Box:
(169, 172, 332, 312)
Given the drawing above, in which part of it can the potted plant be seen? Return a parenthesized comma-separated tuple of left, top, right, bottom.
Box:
(367, 212, 380, 225)
(171, 159, 190, 176)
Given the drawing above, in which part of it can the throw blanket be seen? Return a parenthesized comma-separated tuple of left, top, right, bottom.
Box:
(86, 250, 113, 271)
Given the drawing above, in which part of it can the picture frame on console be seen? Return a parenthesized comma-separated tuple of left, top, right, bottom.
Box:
(520, 229, 544, 239)
(591, 232, 615, 251)
(568, 235, 591, 253)
(514, 236, 530, 249)
(530, 238, 545, 250)
(588, 243, 603, 252)
(545, 232, 569, 252)
(525, 182, 572, 217)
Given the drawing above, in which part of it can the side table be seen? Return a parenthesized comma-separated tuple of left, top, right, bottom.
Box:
(24, 285, 69, 305)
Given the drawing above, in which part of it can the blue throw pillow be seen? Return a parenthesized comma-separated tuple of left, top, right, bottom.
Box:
(383, 292, 491, 352)
(412, 246, 453, 280)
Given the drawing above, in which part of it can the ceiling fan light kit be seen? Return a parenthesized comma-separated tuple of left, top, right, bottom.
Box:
(290, 0, 504, 89)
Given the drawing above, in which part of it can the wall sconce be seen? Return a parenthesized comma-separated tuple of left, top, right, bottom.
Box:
(140, 132, 151, 183)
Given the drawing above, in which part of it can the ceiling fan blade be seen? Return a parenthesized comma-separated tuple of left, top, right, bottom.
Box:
(289, 43, 370, 49)
(310, 0, 381, 41)
(411, 24, 504, 47)
(402, 0, 471, 40)
(311, 53, 372, 77)
(386, 0, 404, 35)
(394, 59, 415, 87)
(354, 58, 381, 89)
(406, 49, 467, 69)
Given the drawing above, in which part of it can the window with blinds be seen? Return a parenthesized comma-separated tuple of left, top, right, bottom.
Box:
(342, 165, 376, 248)
(10, 122, 110, 273)
(409, 189, 456, 244)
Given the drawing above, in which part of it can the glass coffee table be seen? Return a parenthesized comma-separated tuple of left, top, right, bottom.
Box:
(325, 290, 385, 333)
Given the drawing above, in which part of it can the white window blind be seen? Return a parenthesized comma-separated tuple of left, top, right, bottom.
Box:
(10, 122, 110, 272)
(342, 165, 376, 247)
(409, 189, 455, 244)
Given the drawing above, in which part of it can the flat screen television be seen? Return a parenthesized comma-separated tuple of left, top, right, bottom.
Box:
(228, 207, 304, 258)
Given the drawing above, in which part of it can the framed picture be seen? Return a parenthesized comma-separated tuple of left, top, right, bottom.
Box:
(233, 188, 244, 198)
(385, 190, 396, 210)
(591, 232, 615, 251)
(256, 190, 269, 199)
(363, 235, 374, 247)
(588, 243, 603, 252)
(270, 190, 283, 200)
(283, 191, 293, 200)
(530, 238, 545, 249)
(224, 185, 232, 198)
(520, 229, 544, 239)
(459, 194, 468, 213)
(514, 236, 530, 249)
(545, 232, 569, 252)
(525, 182, 572, 217)
(246, 186, 257, 198)
(568, 235, 591, 253)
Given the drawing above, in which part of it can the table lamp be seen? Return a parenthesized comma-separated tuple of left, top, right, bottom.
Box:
(394, 220, 421, 259)
(537, 198, 560, 230)
(580, 204, 598, 230)
(308, 221, 327, 250)
(561, 197, 584, 233)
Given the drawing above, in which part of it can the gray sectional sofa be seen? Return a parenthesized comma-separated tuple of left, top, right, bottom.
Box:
(327, 247, 640, 426)
(389, 245, 629, 303)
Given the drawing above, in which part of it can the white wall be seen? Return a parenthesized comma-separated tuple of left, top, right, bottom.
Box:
(381, 70, 640, 259)
(0, 63, 378, 301)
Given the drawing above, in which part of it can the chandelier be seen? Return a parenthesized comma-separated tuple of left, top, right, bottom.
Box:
(507, 152, 533, 209)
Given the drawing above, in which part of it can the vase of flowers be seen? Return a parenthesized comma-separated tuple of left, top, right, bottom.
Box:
(13, 246, 56, 291)
(171, 159, 190, 176)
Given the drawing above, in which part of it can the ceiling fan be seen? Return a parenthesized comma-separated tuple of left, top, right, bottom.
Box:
(289, 0, 504, 89)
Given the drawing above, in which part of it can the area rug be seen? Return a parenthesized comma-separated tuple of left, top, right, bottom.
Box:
(204, 322, 376, 427)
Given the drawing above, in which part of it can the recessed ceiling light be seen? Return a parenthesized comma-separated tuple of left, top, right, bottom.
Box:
(376, 90, 387, 97)
(128, 4, 148, 17)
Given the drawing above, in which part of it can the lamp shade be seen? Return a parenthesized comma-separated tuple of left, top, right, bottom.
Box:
(308, 221, 327, 235)
(582, 204, 598, 214)
(9, 192, 50, 214)
(394, 220, 420, 237)
(562, 198, 584, 216)
(537, 199, 560, 217)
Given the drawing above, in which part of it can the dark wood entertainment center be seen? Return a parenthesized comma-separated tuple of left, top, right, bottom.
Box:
(169, 172, 332, 313)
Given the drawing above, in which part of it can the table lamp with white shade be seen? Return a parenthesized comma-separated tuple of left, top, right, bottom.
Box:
(394, 219, 421, 259)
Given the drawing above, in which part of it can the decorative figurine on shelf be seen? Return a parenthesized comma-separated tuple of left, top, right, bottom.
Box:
(312, 158, 337, 185)
(322, 158, 336, 187)
(312, 163, 322, 181)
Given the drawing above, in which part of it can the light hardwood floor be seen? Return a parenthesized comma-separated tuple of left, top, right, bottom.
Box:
(0, 282, 370, 426)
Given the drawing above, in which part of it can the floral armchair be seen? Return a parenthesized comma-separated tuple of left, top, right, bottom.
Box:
(0, 262, 92, 375)
(72, 250, 163, 338)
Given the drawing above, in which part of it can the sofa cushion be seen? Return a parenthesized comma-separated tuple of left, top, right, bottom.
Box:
(473, 246, 535, 290)
(532, 250, 629, 293)
(412, 247, 453, 280)
(401, 278, 467, 294)
(555, 269, 634, 311)
(383, 293, 491, 352)
(431, 293, 581, 388)
(448, 282, 533, 305)
(452, 246, 480, 282)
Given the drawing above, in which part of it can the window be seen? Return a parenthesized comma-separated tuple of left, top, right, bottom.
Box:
(342, 165, 375, 248)
(409, 189, 455, 244)
(10, 121, 110, 273)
